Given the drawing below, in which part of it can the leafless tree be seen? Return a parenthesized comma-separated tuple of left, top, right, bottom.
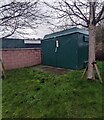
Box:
(44, 0, 104, 80)
(0, 0, 48, 39)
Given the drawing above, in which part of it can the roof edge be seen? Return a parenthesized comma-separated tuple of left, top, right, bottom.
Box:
(43, 27, 89, 40)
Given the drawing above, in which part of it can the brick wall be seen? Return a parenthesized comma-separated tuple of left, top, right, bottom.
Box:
(0, 48, 41, 70)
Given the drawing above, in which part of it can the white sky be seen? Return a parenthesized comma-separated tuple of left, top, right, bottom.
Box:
(0, 0, 56, 39)
(0, 0, 104, 39)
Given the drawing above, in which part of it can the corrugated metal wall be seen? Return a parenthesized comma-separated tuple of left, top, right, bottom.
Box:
(1, 38, 41, 49)
(2, 38, 25, 49)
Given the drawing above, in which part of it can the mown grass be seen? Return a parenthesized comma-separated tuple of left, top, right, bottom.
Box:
(2, 62, 104, 118)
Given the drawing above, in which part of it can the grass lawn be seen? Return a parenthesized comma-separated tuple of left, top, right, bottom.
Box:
(2, 62, 104, 118)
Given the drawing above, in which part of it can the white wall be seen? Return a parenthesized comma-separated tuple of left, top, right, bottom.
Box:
(24, 40, 41, 44)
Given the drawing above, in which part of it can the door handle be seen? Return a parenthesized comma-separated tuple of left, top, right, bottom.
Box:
(55, 47, 57, 52)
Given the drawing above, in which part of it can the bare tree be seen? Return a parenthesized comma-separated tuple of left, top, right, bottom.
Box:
(44, 0, 104, 80)
(0, 0, 48, 38)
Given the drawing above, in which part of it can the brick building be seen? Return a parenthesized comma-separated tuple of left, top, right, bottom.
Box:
(0, 38, 41, 70)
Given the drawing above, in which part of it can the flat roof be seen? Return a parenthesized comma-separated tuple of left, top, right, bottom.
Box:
(44, 27, 89, 39)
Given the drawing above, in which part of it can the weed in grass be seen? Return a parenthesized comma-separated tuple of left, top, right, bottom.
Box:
(2, 61, 103, 118)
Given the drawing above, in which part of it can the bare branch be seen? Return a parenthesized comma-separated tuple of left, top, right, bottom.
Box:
(73, 2, 89, 23)
(64, 1, 87, 22)
(0, 0, 46, 38)
(69, 15, 88, 28)
(44, 1, 103, 29)
(96, 5, 104, 23)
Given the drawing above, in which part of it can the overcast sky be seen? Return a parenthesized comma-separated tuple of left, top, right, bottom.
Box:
(0, 0, 104, 39)
(0, 0, 58, 39)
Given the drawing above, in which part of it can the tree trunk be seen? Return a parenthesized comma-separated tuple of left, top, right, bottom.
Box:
(87, 24, 96, 80)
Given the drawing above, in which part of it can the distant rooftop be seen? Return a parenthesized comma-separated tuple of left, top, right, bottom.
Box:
(1, 38, 42, 41)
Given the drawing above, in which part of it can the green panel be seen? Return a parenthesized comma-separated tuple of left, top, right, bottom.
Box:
(77, 33, 89, 69)
(42, 38, 57, 66)
(2, 38, 25, 49)
(42, 28, 89, 70)
(56, 34, 78, 69)
(42, 33, 78, 69)
(0, 39, 2, 49)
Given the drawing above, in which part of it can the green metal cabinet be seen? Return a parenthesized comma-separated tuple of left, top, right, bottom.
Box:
(42, 27, 89, 69)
